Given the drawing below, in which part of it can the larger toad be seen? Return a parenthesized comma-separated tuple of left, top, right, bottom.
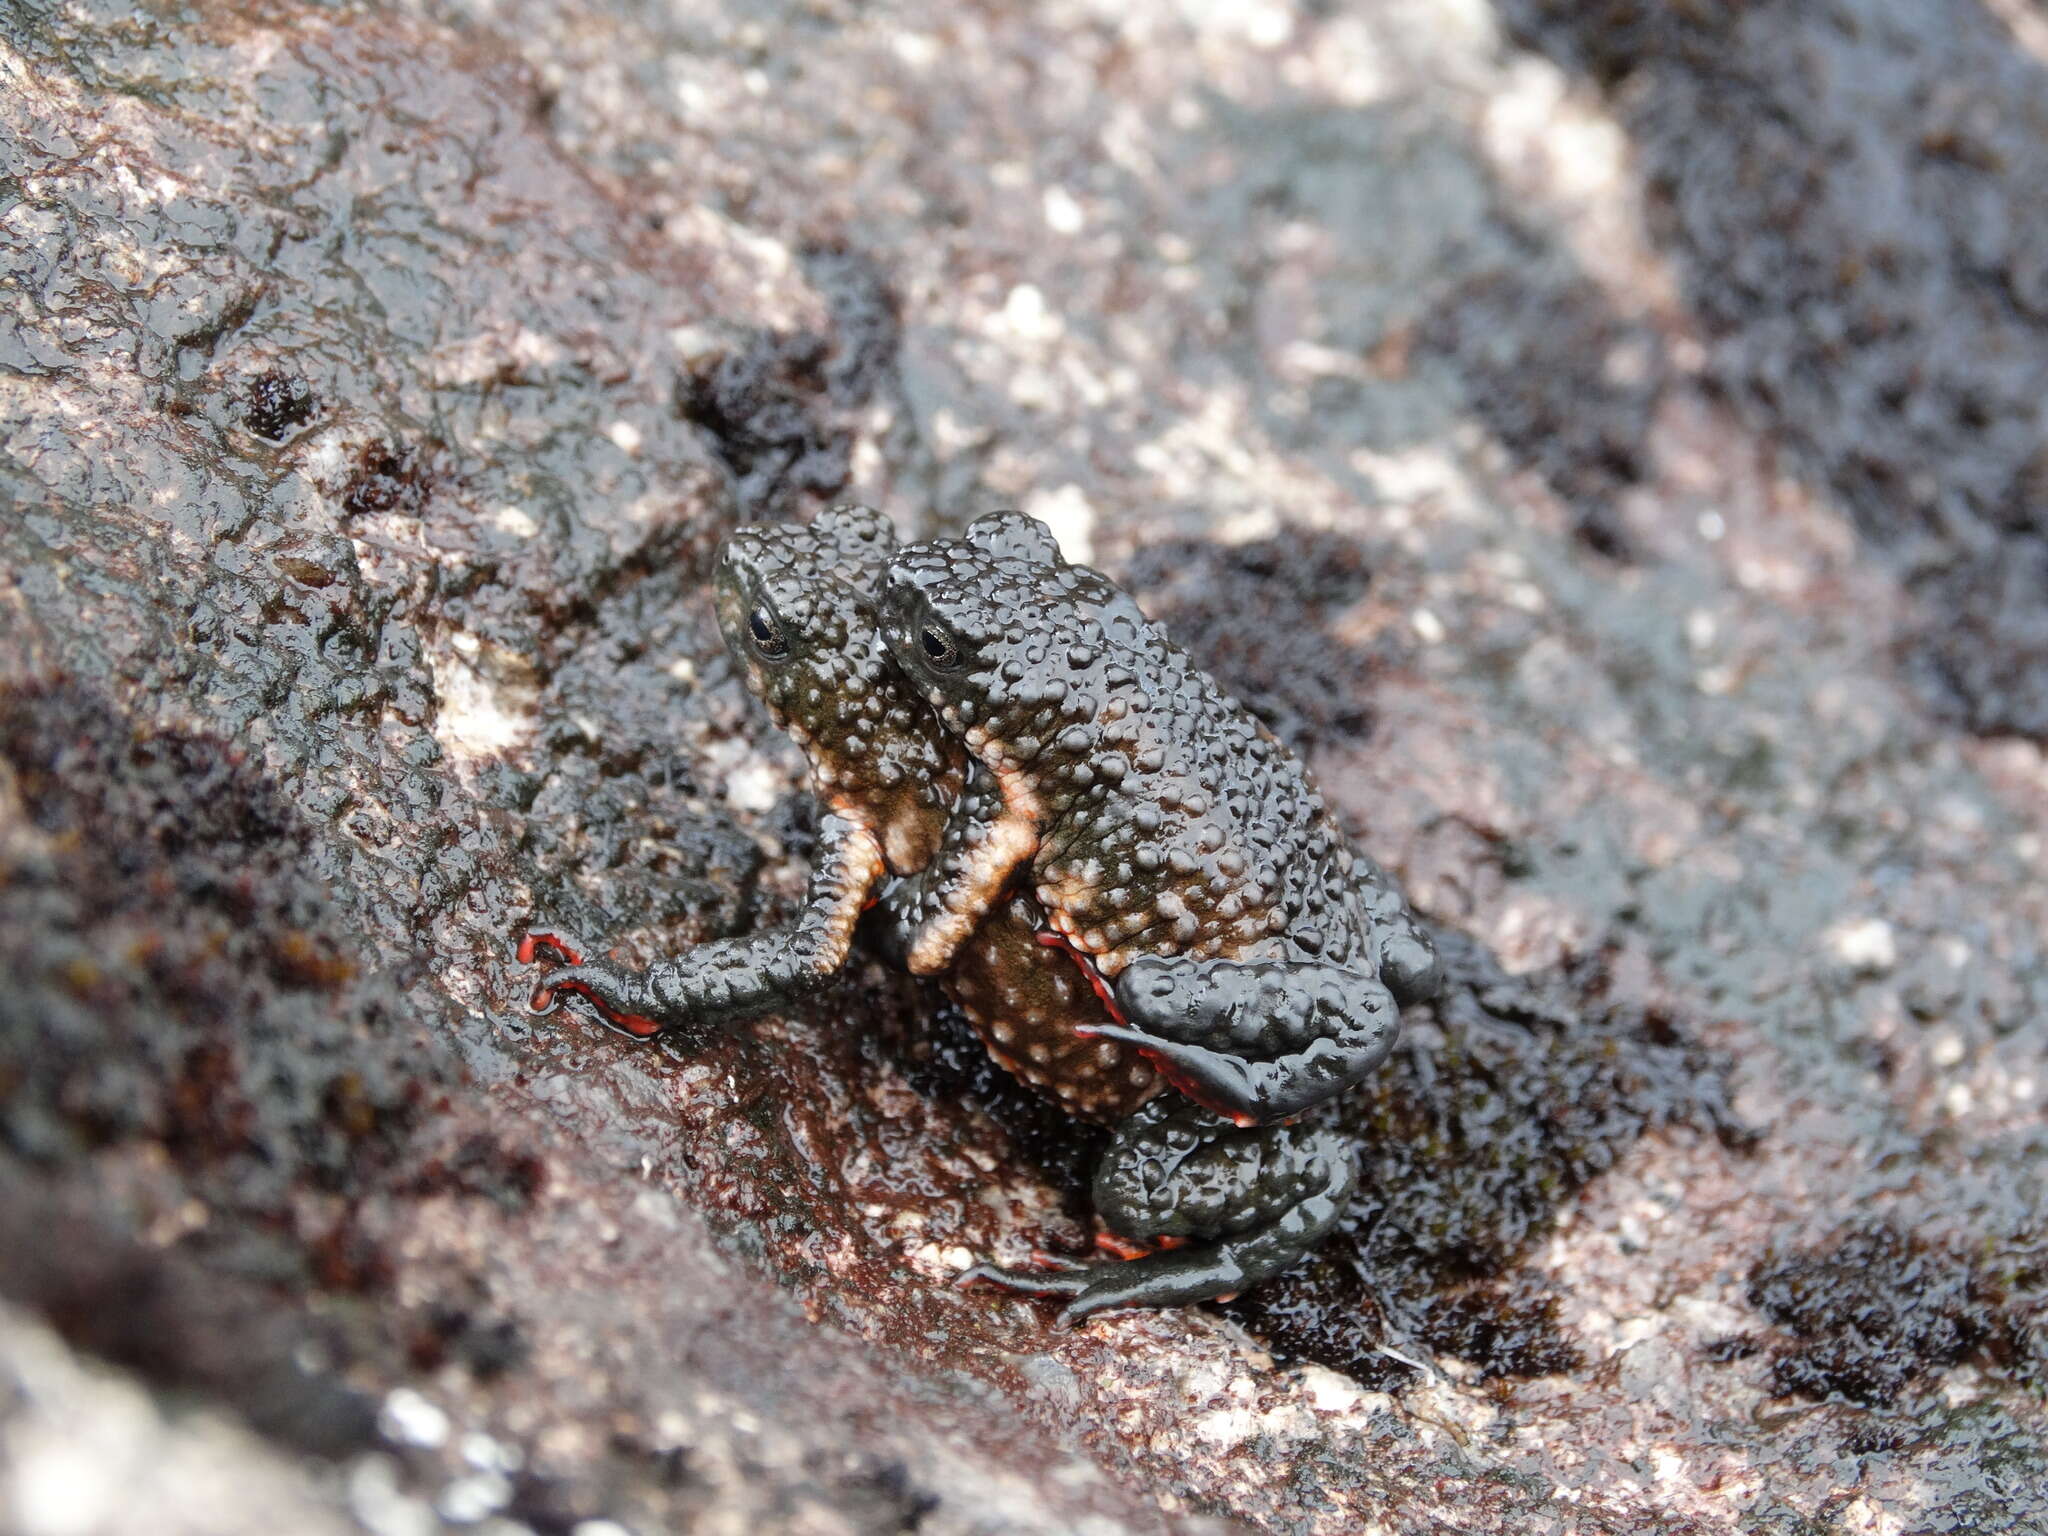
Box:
(878, 511, 1439, 1129)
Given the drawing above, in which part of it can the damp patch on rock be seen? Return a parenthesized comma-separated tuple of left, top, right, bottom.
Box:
(678, 331, 855, 509)
(1747, 1222, 2042, 1407)
(1422, 268, 1662, 562)
(1498, 0, 2048, 735)
(885, 988, 1110, 1221)
(0, 679, 418, 1202)
(1123, 529, 1394, 755)
(241, 369, 320, 442)
(341, 440, 435, 518)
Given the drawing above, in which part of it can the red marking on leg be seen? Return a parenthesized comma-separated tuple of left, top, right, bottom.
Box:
(545, 980, 662, 1039)
(1041, 933, 1259, 1123)
(960, 1260, 1076, 1297)
(518, 930, 583, 966)
(1025, 1249, 1088, 1271)
(1093, 1232, 1191, 1261)
(521, 931, 585, 1015)
(519, 933, 661, 1038)
(1034, 929, 1128, 1025)
(1134, 1048, 1259, 1127)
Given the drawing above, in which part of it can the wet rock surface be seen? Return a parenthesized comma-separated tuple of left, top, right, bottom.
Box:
(1499, 0, 2048, 738)
(2, 1, 2044, 1533)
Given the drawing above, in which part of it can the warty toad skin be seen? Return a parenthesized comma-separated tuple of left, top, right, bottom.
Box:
(522, 506, 1434, 1319)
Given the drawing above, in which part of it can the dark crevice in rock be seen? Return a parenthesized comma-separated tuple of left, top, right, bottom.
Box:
(678, 242, 903, 515)
(1124, 529, 1392, 755)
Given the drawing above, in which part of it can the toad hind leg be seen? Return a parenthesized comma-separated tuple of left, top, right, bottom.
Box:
(1086, 956, 1399, 1126)
(959, 1100, 1357, 1324)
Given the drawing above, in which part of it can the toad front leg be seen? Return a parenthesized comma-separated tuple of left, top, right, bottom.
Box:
(1349, 857, 1442, 1008)
(523, 812, 886, 1038)
(870, 763, 1037, 976)
(960, 1097, 1357, 1325)
(1083, 957, 1401, 1127)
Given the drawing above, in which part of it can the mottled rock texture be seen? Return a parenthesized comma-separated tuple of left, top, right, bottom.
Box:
(2, 1, 2043, 1533)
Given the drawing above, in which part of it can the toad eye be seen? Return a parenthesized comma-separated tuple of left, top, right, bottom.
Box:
(748, 606, 788, 659)
(919, 623, 961, 670)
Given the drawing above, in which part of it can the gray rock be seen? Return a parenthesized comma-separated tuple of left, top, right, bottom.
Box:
(2, 1, 2042, 1533)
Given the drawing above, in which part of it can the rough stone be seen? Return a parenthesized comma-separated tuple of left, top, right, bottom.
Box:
(3, 1, 2043, 1532)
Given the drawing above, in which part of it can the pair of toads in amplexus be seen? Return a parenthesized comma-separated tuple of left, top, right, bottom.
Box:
(522, 505, 1438, 1324)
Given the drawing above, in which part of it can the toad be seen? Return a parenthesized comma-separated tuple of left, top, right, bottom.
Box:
(878, 511, 1439, 1125)
(524, 506, 1434, 1319)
